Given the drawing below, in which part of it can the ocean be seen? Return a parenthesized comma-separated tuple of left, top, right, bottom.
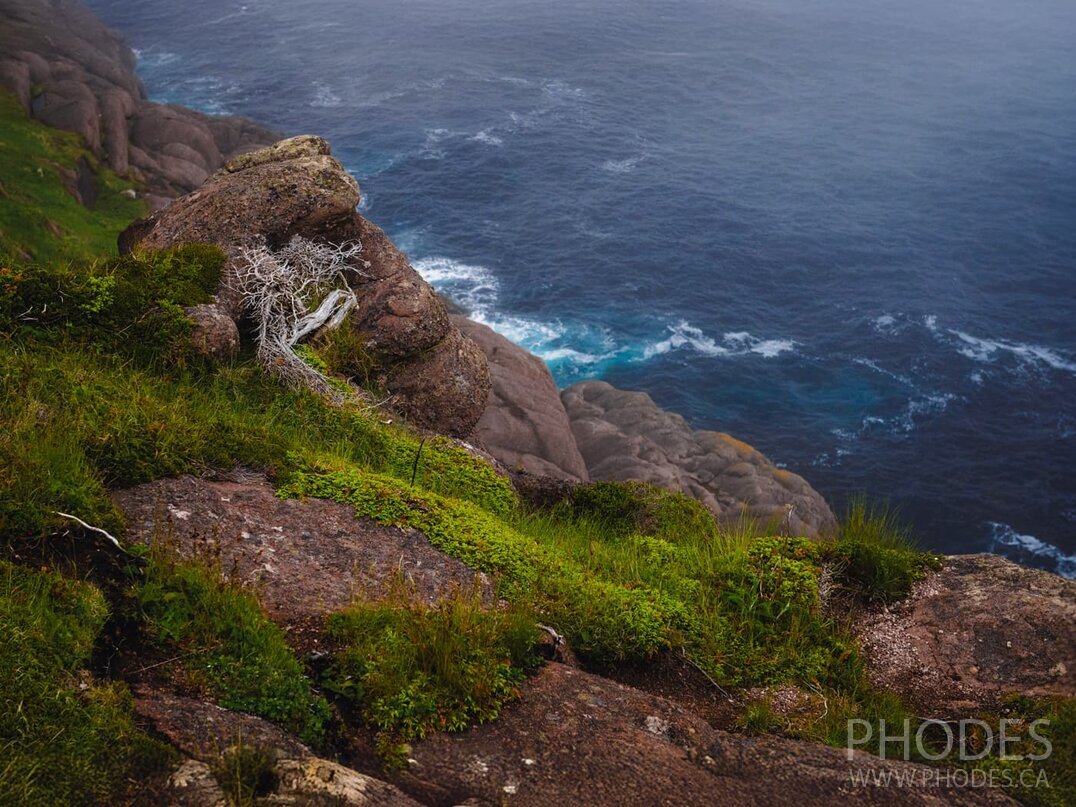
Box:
(87, 0, 1076, 575)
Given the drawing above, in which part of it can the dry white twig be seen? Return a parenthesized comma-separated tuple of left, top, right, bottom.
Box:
(54, 511, 127, 553)
(232, 236, 366, 400)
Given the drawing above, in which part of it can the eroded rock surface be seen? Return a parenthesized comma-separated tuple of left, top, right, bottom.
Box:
(856, 553, 1076, 716)
(119, 135, 491, 437)
(453, 316, 588, 481)
(562, 380, 836, 535)
(0, 0, 279, 201)
(139, 691, 420, 807)
(396, 664, 1011, 806)
(114, 475, 490, 649)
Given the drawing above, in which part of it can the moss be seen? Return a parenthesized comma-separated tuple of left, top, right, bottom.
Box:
(324, 574, 538, 749)
(135, 551, 331, 746)
(0, 561, 174, 805)
(0, 91, 146, 265)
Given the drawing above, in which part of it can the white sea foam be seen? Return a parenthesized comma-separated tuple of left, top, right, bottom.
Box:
(471, 130, 504, 147)
(988, 522, 1076, 579)
(949, 330, 1076, 375)
(644, 322, 728, 359)
(641, 323, 797, 360)
(602, 155, 645, 174)
(311, 81, 342, 108)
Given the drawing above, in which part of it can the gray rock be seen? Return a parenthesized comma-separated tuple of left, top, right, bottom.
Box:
(184, 303, 240, 360)
(562, 380, 836, 535)
(452, 316, 588, 480)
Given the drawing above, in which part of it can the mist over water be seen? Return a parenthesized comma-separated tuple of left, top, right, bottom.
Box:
(88, 0, 1076, 574)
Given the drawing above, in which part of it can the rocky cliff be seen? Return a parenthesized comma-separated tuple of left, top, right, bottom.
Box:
(0, 0, 279, 207)
(2, 4, 1073, 804)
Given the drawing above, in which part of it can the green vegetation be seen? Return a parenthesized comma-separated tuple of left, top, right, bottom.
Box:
(0, 560, 173, 805)
(135, 550, 331, 745)
(324, 574, 538, 752)
(0, 91, 145, 264)
(830, 498, 941, 603)
(210, 736, 280, 806)
(0, 200, 1000, 792)
(955, 695, 1076, 807)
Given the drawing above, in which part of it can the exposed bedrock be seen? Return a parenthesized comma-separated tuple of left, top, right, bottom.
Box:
(855, 553, 1076, 717)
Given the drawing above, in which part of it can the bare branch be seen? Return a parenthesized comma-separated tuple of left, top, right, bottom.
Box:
(54, 511, 127, 553)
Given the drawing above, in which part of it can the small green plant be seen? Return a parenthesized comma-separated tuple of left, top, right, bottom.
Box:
(324, 573, 539, 748)
(211, 735, 279, 807)
(737, 701, 782, 735)
(135, 551, 331, 746)
(829, 499, 940, 603)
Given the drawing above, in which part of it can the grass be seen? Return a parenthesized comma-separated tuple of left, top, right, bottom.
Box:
(830, 498, 941, 603)
(0, 560, 173, 805)
(0, 239, 980, 784)
(324, 573, 538, 754)
(135, 549, 331, 746)
(0, 91, 146, 265)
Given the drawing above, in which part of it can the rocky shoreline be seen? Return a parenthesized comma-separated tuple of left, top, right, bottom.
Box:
(1, 2, 1073, 804)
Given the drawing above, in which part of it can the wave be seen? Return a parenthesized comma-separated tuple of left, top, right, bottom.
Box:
(949, 329, 1076, 375)
(471, 130, 504, 147)
(988, 522, 1076, 579)
(642, 322, 796, 360)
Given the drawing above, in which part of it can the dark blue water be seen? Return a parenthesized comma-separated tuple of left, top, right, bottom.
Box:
(88, 0, 1076, 575)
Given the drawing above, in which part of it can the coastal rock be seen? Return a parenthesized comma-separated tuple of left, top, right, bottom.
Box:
(0, 0, 280, 197)
(119, 135, 490, 437)
(452, 315, 589, 480)
(855, 553, 1076, 716)
(561, 380, 837, 535)
(184, 303, 239, 360)
(396, 663, 1011, 806)
(139, 692, 421, 807)
(114, 475, 492, 651)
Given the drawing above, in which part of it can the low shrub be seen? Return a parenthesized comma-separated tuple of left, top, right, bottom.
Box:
(324, 574, 538, 747)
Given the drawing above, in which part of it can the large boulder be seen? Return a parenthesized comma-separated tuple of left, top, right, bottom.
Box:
(855, 553, 1076, 717)
(561, 380, 836, 536)
(118, 135, 491, 437)
(452, 316, 589, 481)
(395, 663, 1011, 806)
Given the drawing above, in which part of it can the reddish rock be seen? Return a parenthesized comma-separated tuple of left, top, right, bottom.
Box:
(394, 664, 1012, 806)
(120, 135, 491, 437)
(855, 553, 1076, 717)
(0, 0, 279, 198)
(114, 475, 492, 650)
(452, 316, 589, 481)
